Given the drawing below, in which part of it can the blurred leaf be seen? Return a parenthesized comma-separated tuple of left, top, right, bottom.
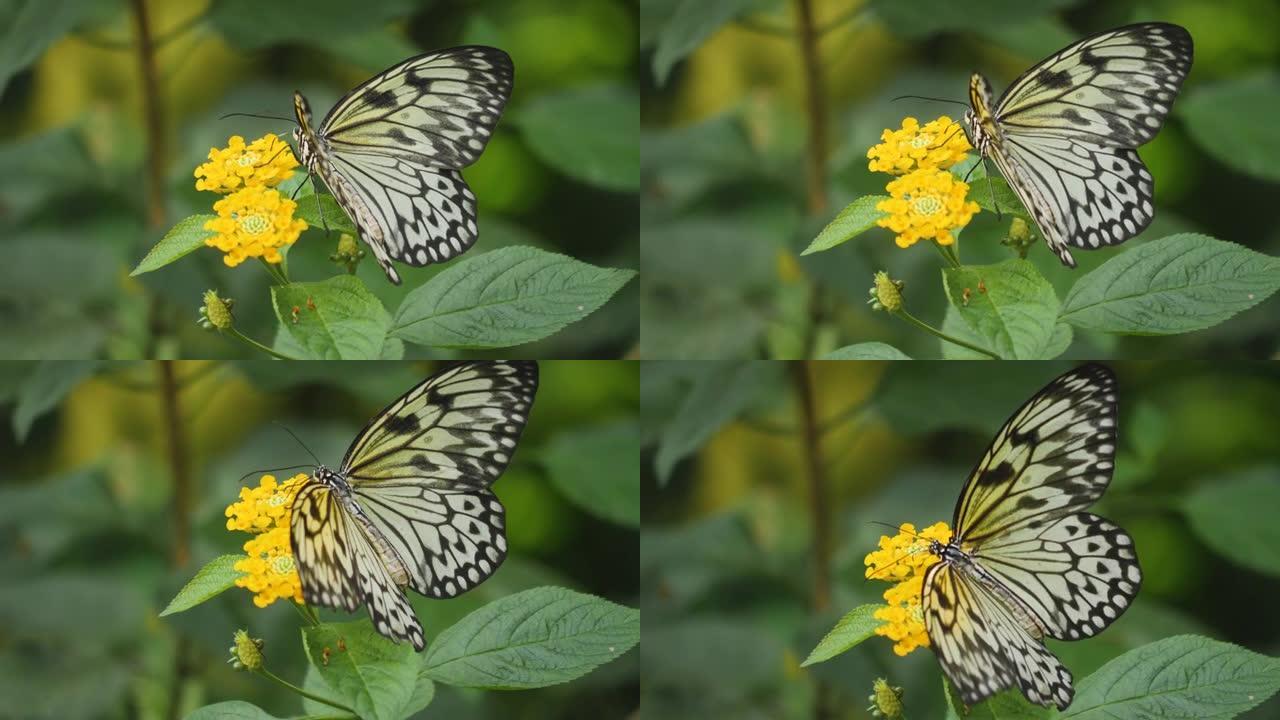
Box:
(159, 555, 245, 617)
(391, 247, 635, 349)
(821, 343, 912, 360)
(651, 0, 756, 84)
(403, 674, 435, 717)
(0, 575, 146, 644)
(943, 259, 1060, 359)
(654, 362, 782, 484)
(977, 15, 1077, 60)
(1063, 635, 1280, 718)
(969, 174, 1032, 221)
(0, 654, 131, 720)
(944, 677, 1047, 719)
(801, 604, 883, 667)
(641, 619, 784, 702)
(293, 191, 358, 235)
(1060, 235, 1280, 335)
(208, 0, 417, 48)
(517, 84, 639, 191)
(540, 419, 639, 527)
(870, 0, 1076, 39)
(0, 307, 107, 361)
(640, 511, 763, 604)
(184, 702, 286, 720)
(641, 113, 758, 205)
(1181, 468, 1280, 576)
(272, 275, 391, 360)
(877, 362, 1073, 435)
(1180, 73, 1280, 183)
(130, 215, 216, 276)
(302, 621, 417, 720)
(326, 26, 421, 74)
(640, 0, 683, 48)
(641, 218, 776, 293)
(0, 1, 100, 95)
(422, 587, 639, 689)
(0, 125, 95, 219)
(12, 360, 95, 442)
(801, 196, 889, 255)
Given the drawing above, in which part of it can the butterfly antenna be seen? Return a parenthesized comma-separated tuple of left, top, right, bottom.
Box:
(219, 111, 296, 123)
(863, 521, 936, 580)
(979, 156, 1002, 219)
(890, 94, 970, 108)
(236, 464, 315, 485)
(271, 421, 322, 465)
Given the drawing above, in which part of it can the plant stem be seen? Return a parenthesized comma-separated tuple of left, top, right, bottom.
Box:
(895, 308, 1000, 359)
(158, 360, 194, 720)
(792, 361, 834, 720)
(933, 240, 961, 268)
(230, 328, 297, 360)
(258, 668, 357, 716)
(793, 0, 830, 358)
(258, 258, 289, 285)
(130, 0, 165, 228)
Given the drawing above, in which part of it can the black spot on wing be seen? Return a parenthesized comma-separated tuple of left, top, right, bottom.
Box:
(383, 414, 419, 435)
(1036, 68, 1072, 89)
(362, 88, 398, 109)
(975, 462, 1015, 487)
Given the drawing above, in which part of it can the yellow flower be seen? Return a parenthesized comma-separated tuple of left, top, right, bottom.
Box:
(867, 116, 972, 175)
(864, 521, 952, 656)
(876, 169, 980, 249)
(203, 186, 308, 267)
(194, 134, 299, 193)
(227, 474, 307, 608)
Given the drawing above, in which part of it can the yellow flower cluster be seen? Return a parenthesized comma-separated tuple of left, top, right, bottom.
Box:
(877, 169, 980, 248)
(864, 521, 952, 656)
(226, 474, 307, 608)
(866, 117, 980, 250)
(195, 134, 299, 193)
(204, 186, 308, 267)
(194, 134, 307, 267)
(866, 116, 972, 175)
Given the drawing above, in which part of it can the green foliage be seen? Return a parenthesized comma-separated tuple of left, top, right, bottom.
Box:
(516, 85, 640, 191)
(184, 702, 285, 720)
(422, 587, 640, 689)
(302, 621, 418, 720)
(293, 191, 358, 235)
(650, 0, 757, 84)
(272, 276, 393, 360)
(159, 554, 245, 617)
(1180, 468, 1280, 576)
(390, 247, 635, 349)
(801, 196, 889, 255)
(130, 215, 216, 276)
(870, 0, 1077, 38)
(0, 1, 101, 95)
(539, 419, 640, 527)
(801, 604, 884, 667)
(1179, 73, 1280, 183)
(943, 259, 1060, 359)
(820, 342, 912, 360)
(11, 361, 97, 442)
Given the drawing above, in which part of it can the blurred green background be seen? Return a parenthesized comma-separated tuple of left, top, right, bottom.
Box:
(641, 0, 1280, 359)
(0, 0, 639, 359)
(642, 361, 1280, 718)
(0, 360, 639, 719)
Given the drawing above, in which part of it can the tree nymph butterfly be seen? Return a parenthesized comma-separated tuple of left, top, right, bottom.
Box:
(293, 46, 513, 284)
(923, 364, 1140, 708)
(290, 360, 537, 649)
(963, 23, 1192, 267)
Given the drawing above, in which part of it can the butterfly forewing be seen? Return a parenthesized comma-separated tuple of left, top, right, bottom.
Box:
(967, 23, 1192, 266)
(923, 365, 1139, 709)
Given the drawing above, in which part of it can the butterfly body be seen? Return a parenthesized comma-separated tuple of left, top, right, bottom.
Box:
(291, 46, 513, 284)
(289, 361, 538, 650)
(920, 365, 1141, 709)
(961, 23, 1192, 267)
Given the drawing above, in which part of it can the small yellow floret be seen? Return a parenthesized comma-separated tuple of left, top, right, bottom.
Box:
(194, 134, 299, 193)
(867, 116, 972, 175)
(875, 169, 980, 249)
(864, 521, 952, 655)
(203, 186, 308, 267)
(227, 474, 308, 608)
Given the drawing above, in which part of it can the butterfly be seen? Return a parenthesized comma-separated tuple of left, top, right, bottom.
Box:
(962, 23, 1192, 267)
(292, 46, 513, 284)
(290, 360, 538, 650)
(922, 364, 1140, 709)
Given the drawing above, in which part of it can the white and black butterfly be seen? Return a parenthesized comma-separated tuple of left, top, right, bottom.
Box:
(293, 46, 513, 284)
(963, 23, 1193, 267)
(922, 364, 1141, 709)
(290, 360, 537, 649)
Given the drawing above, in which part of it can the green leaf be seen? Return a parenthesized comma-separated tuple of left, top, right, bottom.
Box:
(941, 305, 1072, 360)
(13, 361, 97, 442)
(820, 342, 911, 360)
(293, 191, 358, 235)
(1180, 73, 1280, 183)
(801, 604, 883, 667)
(1060, 234, 1280, 335)
(651, 0, 756, 84)
(970, 175, 1032, 220)
(302, 620, 417, 720)
(870, 0, 1076, 38)
(272, 275, 391, 360)
(0, 1, 102, 96)
(159, 555, 245, 617)
(391, 247, 635, 349)
(539, 419, 639, 527)
(131, 215, 216, 276)
(801, 196, 889, 255)
(944, 677, 1048, 720)
(182, 701, 286, 720)
(654, 362, 781, 484)
(943, 259, 1060, 359)
(422, 586, 638, 689)
(208, 0, 417, 48)
(1060, 635, 1280, 718)
(1180, 468, 1280, 576)
(517, 85, 638, 191)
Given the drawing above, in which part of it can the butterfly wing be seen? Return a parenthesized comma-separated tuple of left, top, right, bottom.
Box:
(981, 23, 1191, 266)
(291, 482, 426, 649)
(923, 561, 1074, 709)
(312, 46, 512, 284)
(342, 361, 538, 598)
